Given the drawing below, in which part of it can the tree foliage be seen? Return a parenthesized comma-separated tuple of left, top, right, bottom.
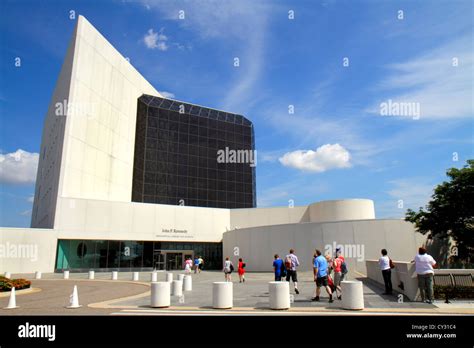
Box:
(405, 160, 474, 264)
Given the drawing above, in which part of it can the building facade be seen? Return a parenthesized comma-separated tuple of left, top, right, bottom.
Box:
(0, 16, 425, 275)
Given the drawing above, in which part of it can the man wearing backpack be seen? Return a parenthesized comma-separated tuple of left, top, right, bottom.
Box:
(285, 249, 300, 294)
(312, 249, 333, 303)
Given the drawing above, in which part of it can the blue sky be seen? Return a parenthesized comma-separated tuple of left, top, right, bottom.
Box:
(0, 0, 473, 227)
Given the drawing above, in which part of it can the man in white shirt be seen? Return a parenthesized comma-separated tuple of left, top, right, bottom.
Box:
(378, 249, 392, 295)
(413, 247, 437, 303)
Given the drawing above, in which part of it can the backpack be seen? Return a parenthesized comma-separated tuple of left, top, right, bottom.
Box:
(285, 256, 293, 270)
(229, 263, 234, 272)
(341, 260, 348, 275)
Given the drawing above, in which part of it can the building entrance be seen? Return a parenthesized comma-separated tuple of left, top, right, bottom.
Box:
(153, 250, 194, 271)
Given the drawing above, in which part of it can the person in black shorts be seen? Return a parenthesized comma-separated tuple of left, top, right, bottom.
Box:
(284, 249, 300, 294)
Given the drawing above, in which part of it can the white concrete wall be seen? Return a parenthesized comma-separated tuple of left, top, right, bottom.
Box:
(366, 260, 420, 301)
(32, 15, 163, 229)
(223, 219, 423, 275)
(308, 199, 375, 222)
(31, 18, 78, 228)
(0, 228, 58, 274)
(58, 15, 161, 208)
(54, 197, 229, 242)
(229, 206, 309, 229)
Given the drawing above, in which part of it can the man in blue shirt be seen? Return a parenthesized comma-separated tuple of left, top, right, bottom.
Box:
(273, 254, 284, 281)
(312, 249, 333, 302)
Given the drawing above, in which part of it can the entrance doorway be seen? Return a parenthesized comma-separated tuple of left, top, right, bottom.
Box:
(153, 250, 194, 271)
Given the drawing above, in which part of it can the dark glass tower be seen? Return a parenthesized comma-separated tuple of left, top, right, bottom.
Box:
(132, 95, 256, 208)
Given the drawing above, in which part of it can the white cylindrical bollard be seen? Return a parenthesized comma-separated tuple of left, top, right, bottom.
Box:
(4, 272, 11, 279)
(213, 282, 233, 309)
(341, 280, 364, 310)
(269, 281, 290, 310)
(63, 270, 70, 280)
(166, 273, 173, 283)
(183, 275, 192, 291)
(88, 270, 95, 280)
(151, 282, 170, 308)
(178, 274, 185, 281)
(132, 272, 139, 281)
(35, 271, 42, 279)
(171, 280, 183, 297)
(112, 271, 118, 280)
(151, 272, 158, 282)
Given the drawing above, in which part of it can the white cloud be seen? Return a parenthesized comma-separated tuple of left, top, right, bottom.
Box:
(372, 35, 473, 119)
(0, 149, 38, 185)
(279, 144, 352, 173)
(136, 0, 277, 112)
(143, 28, 168, 51)
(158, 91, 175, 99)
(19, 210, 31, 216)
(27, 195, 34, 203)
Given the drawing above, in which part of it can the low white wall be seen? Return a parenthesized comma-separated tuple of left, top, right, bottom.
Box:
(0, 227, 58, 274)
(223, 219, 425, 275)
(366, 260, 419, 301)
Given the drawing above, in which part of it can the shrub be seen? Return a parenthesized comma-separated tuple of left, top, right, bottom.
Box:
(0, 278, 31, 292)
(434, 284, 474, 299)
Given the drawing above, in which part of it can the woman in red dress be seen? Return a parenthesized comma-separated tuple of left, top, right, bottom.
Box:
(238, 258, 246, 283)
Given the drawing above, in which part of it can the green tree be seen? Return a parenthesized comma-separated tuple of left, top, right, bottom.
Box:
(405, 159, 474, 267)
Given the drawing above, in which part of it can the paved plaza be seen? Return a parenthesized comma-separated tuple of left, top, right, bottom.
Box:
(1, 271, 472, 316)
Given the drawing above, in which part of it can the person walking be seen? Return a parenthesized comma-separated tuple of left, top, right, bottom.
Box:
(312, 249, 333, 302)
(285, 249, 300, 294)
(378, 249, 393, 295)
(413, 247, 437, 303)
(238, 258, 246, 283)
(332, 248, 346, 300)
(273, 254, 285, 281)
(198, 256, 204, 273)
(184, 257, 193, 274)
(223, 257, 233, 282)
(194, 256, 200, 274)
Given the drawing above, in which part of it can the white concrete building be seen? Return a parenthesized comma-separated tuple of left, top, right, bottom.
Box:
(0, 16, 425, 275)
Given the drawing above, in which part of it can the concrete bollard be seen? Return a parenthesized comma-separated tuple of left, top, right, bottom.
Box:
(269, 281, 290, 310)
(183, 275, 192, 291)
(341, 280, 364, 310)
(151, 282, 170, 308)
(112, 271, 118, 280)
(178, 274, 185, 281)
(35, 271, 42, 279)
(63, 270, 70, 280)
(88, 270, 95, 280)
(151, 272, 158, 282)
(166, 273, 173, 283)
(4, 272, 11, 279)
(213, 282, 233, 309)
(171, 280, 183, 297)
(132, 272, 139, 281)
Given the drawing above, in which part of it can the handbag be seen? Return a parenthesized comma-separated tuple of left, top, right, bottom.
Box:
(389, 258, 395, 269)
